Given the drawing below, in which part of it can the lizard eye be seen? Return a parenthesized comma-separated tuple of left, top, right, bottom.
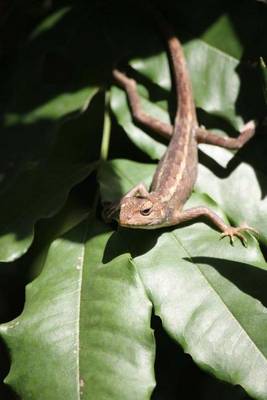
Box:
(140, 207, 152, 216)
(140, 200, 153, 216)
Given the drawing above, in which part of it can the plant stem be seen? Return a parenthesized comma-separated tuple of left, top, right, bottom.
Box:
(93, 90, 111, 213)
(100, 90, 111, 161)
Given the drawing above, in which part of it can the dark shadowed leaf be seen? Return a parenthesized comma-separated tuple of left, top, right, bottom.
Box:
(0, 89, 101, 262)
(0, 2, 118, 262)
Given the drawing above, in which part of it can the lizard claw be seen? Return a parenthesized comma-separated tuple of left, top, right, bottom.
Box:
(220, 224, 258, 246)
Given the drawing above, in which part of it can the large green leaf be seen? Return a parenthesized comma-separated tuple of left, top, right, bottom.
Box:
(0, 90, 102, 263)
(130, 38, 244, 127)
(195, 144, 267, 245)
(0, 219, 155, 400)
(132, 227, 267, 400)
(110, 86, 168, 161)
(98, 159, 267, 400)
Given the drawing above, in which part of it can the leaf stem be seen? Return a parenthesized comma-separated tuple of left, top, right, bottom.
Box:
(93, 90, 112, 214)
(260, 57, 267, 104)
(100, 90, 111, 161)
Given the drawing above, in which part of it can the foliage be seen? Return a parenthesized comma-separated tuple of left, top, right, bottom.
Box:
(0, 0, 267, 399)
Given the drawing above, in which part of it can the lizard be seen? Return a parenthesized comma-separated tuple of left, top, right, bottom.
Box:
(106, 8, 257, 245)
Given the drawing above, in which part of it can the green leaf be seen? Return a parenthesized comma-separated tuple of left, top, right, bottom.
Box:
(200, 14, 243, 59)
(185, 40, 243, 125)
(1, 219, 155, 400)
(0, 91, 102, 262)
(5, 87, 97, 125)
(30, 7, 72, 40)
(110, 86, 168, 160)
(130, 38, 244, 126)
(195, 144, 267, 246)
(99, 159, 267, 399)
(98, 159, 155, 202)
(132, 227, 267, 400)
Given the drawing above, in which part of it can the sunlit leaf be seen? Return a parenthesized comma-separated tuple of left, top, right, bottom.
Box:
(99, 158, 267, 400)
(0, 220, 155, 400)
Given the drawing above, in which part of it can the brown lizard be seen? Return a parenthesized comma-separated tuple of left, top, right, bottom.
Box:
(107, 9, 257, 244)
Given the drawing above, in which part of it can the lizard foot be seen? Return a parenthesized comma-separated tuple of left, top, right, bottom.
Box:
(220, 224, 258, 246)
(102, 201, 120, 222)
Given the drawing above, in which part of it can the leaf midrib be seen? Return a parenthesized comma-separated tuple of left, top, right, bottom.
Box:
(76, 221, 89, 400)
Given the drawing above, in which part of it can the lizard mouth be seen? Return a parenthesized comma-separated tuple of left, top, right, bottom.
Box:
(120, 223, 156, 230)
(119, 220, 163, 230)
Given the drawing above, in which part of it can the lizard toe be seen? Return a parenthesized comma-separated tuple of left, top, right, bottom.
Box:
(102, 201, 120, 222)
(220, 227, 249, 246)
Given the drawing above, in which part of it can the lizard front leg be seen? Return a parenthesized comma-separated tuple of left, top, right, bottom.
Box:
(113, 69, 257, 151)
(170, 206, 257, 245)
(123, 182, 150, 199)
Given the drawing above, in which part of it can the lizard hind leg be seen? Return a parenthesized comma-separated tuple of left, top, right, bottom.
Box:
(112, 69, 173, 140)
(196, 120, 256, 149)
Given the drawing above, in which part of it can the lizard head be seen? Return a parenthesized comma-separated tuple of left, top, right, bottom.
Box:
(119, 195, 166, 229)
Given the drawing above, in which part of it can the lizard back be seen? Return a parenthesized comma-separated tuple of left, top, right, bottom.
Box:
(150, 10, 198, 209)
